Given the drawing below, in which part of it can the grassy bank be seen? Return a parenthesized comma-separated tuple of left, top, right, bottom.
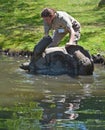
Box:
(0, 0, 105, 54)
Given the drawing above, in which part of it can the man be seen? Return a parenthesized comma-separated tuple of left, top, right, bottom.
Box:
(20, 8, 81, 72)
(41, 8, 81, 47)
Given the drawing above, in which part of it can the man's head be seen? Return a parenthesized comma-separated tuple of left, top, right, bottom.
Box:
(41, 8, 56, 24)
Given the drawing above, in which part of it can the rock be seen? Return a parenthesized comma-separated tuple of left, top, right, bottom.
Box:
(98, 0, 105, 7)
(92, 53, 105, 64)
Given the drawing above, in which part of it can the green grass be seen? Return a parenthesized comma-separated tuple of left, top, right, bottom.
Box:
(0, 0, 105, 54)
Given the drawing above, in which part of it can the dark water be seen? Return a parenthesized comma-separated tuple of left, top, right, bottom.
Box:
(0, 55, 105, 130)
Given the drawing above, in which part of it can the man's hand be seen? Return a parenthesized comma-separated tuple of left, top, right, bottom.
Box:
(65, 42, 76, 48)
(43, 35, 51, 39)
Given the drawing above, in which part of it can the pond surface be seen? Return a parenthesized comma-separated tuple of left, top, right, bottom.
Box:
(0, 55, 105, 130)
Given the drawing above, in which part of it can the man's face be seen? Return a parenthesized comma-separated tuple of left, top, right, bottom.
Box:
(43, 16, 53, 24)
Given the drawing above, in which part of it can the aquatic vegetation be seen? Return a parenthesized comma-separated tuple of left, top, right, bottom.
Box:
(0, 102, 43, 130)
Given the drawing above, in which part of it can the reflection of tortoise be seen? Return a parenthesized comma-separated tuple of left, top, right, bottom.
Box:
(20, 37, 94, 76)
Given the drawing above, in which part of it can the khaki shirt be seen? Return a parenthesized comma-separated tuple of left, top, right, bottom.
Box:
(43, 11, 80, 35)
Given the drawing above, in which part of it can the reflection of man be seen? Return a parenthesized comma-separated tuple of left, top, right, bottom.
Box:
(41, 8, 81, 47)
(39, 95, 87, 130)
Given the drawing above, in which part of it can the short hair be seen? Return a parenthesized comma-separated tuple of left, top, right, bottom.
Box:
(41, 8, 56, 17)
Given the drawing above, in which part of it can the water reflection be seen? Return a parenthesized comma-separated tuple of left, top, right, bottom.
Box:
(39, 93, 88, 129)
(39, 83, 93, 129)
(0, 55, 105, 129)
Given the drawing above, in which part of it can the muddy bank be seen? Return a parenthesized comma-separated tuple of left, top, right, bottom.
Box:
(0, 48, 105, 65)
(0, 48, 33, 58)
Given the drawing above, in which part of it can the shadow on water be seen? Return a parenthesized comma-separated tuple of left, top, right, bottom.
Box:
(0, 55, 105, 130)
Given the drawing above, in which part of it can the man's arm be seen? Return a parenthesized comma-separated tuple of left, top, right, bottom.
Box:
(43, 20, 50, 37)
(66, 27, 76, 46)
